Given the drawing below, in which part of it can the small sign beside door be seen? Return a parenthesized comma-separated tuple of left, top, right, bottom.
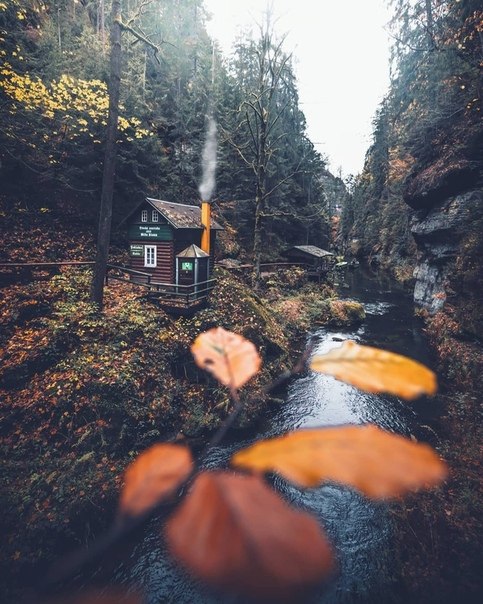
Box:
(130, 244, 144, 257)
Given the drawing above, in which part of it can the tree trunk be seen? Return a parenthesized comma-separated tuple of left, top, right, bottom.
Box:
(253, 121, 267, 282)
(100, 0, 106, 52)
(253, 193, 264, 282)
(57, 7, 62, 51)
(90, 0, 122, 309)
(425, 0, 434, 50)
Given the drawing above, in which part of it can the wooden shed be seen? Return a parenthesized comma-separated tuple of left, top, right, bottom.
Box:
(122, 198, 223, 285)
(283, 245, 335, 279)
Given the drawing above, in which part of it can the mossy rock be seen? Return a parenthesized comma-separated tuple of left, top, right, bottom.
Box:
(328, 299, 366, 327)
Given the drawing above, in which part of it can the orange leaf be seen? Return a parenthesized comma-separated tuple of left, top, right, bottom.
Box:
(165, 471, 334, 601)
(310, 340, 437, 400)
(118, 444, 193, 521)
(191, 327, 261, 389)
(232, 425, 447, 499)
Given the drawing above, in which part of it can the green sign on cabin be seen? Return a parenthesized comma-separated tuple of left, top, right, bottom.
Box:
(181, 261, 193, 271)
(128, 224, 172, 241)
(130, 244, 144, 257)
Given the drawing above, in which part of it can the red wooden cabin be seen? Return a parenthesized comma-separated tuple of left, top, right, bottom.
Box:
(122, 197, 223, 285)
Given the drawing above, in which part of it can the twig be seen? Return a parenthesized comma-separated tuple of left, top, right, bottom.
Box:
(205, 387, 243, 451)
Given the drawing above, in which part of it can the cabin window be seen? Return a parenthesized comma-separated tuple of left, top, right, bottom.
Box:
(141, 209, 148, 222)
(144, 245, 157, 268)
(152, 210, 159, 222)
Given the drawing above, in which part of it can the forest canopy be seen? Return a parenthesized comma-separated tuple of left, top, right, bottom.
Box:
(0, 0, 333, 260)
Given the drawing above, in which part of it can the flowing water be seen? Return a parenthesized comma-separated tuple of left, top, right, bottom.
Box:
(111, 267, 439, 603)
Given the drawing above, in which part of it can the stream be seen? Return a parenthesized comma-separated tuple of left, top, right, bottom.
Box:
(111, 267, 439, 603)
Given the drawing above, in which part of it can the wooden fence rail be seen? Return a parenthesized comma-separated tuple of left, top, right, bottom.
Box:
(0, 261, 95, 283)
(104, 265, 217, 310)
(0, 261, 217, 312)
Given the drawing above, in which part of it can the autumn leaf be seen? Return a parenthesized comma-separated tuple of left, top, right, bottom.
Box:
(191, 327, 261, 389)
(118, 444, 193, 522)
(310, 340, 437, 400)
(165, 471, 334, 601)
(232, 425, 447, 499)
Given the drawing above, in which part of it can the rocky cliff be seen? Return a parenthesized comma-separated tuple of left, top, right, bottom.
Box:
(411, 189, 482, 314)
(402, 116, 483, 340)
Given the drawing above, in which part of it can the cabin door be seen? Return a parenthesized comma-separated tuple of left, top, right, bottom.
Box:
(178, 260, 195, 286)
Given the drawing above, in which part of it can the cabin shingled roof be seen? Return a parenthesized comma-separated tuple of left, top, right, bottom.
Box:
(146, 198, 223, 230)
(285, 245, 334, 258)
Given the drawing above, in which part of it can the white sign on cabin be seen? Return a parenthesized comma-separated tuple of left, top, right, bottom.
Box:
(129, 244, 144, 257)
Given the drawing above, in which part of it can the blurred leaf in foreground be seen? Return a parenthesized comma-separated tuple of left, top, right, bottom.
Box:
(191, 327, 261, 389)
(166, 471, 334, 601)
(232, 425, 447, 499)
(311, 340, 437, 400)
(118, 444, 193, 522)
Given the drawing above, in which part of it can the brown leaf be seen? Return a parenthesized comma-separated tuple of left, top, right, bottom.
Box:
(118, 444, 193, 521)
(310, 340, 437, 400)
(232, 425, 447, 499)
(191, 327, 261, 389)
(165, 471, 334, 601)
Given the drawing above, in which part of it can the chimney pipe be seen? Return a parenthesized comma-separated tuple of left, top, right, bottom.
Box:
(201, 200, 211, 255)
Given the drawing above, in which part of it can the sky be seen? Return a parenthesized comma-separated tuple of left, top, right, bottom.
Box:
(203, 0, 392, 177)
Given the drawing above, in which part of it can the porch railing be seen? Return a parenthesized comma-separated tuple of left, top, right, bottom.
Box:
(105, 264, 216, 308)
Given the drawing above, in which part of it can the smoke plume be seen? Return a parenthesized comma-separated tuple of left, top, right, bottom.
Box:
(198, 116, 217, 201)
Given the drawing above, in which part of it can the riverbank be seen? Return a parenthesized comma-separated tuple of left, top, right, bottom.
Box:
(389, 386, 481, 603)
(387, 320, 482, 603)
(107, 266, 456, 603)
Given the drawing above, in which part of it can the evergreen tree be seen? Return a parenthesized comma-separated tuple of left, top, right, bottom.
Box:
(341, 0, 481, 274)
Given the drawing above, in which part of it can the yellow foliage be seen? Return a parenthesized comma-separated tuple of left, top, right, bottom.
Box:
(232, 425, 447, 499)
(0, 62, 152, 142)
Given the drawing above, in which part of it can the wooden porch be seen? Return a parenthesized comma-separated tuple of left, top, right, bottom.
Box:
(105, 264, 217, 313)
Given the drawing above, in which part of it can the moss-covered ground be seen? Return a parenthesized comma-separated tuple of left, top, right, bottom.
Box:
(0, 257, 362, 601)
(0, 268, 286, 597)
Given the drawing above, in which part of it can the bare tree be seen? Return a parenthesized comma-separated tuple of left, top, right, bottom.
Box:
(226, 24, 292, 281)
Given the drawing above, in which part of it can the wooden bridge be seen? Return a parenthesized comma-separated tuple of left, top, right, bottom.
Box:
(221, 261, 332, 282)
(105, 264, 216, 312)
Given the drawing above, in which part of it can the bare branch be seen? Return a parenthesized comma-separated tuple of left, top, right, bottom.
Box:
(266, 98, 291, 136)
(263, 165, 304, 200)
(245, 110, 258, 153)
(126, 0, 153, 26)
(219, 124, 256, 171)
(119, 19, 161, 63)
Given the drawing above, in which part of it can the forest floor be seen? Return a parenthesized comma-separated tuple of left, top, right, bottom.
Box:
(0, 201, 365, 603)
(387, 307, 482, 603)
(389, 388, 482, 603)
